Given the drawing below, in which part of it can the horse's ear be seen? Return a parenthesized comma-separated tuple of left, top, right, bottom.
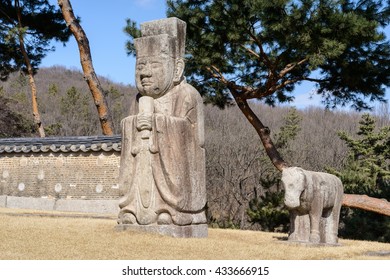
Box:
(302, 170, 307, 186)
(301, 169, 312, 189)
(294, 167, 307, 185)
(295, 167, 305, 176)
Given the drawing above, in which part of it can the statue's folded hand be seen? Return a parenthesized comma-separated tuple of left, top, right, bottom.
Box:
(137, 113, 153, 131)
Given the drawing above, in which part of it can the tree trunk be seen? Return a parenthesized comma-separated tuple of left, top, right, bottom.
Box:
(57, 0, 114, 135)
(230, 90, 390, 217)
(231, 92, 289, 171)
(15, 0, 45, 138)
(343, 194, 390, 216)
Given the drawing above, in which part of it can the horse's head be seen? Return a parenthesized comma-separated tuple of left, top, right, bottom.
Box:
(281, 167, 306, 209)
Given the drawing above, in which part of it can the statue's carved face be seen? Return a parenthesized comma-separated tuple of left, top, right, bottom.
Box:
(135, 55, 175, 98)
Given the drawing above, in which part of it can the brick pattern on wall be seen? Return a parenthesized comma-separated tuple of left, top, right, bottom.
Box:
(0, 151, 121, 200)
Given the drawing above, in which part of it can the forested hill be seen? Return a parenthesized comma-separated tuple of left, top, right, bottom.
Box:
(1, 65, 389, 138)
(0, 66, 388, 159)
(0, 66, 137, 136)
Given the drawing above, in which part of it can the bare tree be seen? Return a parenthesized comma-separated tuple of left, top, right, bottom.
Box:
(205, 104, 291, 229)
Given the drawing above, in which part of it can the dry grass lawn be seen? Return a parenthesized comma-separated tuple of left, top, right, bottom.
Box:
(1, 208, 390, 260)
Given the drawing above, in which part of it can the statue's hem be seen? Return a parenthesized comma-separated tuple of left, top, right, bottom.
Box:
(115, 224, 208, 238)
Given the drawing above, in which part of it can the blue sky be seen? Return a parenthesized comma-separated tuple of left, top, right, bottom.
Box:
(41, 0, 388, 109)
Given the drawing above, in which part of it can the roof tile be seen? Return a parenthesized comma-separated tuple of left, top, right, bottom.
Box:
(0, 135, 122, 154)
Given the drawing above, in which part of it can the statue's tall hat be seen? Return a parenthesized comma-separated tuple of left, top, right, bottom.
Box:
(134, 17, 186, 59)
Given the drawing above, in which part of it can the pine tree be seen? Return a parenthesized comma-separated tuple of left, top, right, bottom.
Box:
(163, 0, 389, 110)
(331, 114, 390, 242)
(0, 0, 70, 80)
(152, 0, 388, 172)
(335, 114, 390, 196)
(0, 0, 71, 136)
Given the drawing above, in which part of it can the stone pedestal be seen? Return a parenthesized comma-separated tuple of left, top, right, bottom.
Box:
(115, 224, 208, 238)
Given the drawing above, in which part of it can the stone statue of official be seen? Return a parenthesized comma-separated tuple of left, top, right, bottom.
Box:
(117, 18, 207, 238)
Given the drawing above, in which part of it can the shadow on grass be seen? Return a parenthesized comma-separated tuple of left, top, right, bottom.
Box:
(273, 235, 288, 241)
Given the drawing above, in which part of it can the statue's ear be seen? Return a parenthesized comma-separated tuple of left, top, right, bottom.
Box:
(295, 167, 306, 185)
(173, 58, 184, 85)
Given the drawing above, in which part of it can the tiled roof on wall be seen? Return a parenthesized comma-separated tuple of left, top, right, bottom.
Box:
(0, 135, 121, 154)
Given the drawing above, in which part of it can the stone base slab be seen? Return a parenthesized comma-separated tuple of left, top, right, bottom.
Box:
(0, 195, 7, 207)
(0, 195, 118, 214)
(7, 196, 55, 211)
(55, 199, 118, 214)
(115, 224, 208, 238)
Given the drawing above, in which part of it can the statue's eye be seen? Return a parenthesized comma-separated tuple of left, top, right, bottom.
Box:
(151, 62, 162, 68)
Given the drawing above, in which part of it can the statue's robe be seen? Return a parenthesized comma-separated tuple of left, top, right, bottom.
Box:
(118, 80, 206, 226)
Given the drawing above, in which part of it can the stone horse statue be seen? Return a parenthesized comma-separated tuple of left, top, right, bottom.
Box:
(281, 167, 344, 244)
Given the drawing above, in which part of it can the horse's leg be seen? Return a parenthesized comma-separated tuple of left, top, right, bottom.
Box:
(289, 211, 310, 242)
(321, 208, 332, 243)
(288, 210, 299, 241)
(325, 205, 341, 244)
(309, 198, 323, 243)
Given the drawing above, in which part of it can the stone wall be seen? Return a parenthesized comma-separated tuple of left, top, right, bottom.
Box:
(0, 136, 121, 214)
(0, 151, 120, 199)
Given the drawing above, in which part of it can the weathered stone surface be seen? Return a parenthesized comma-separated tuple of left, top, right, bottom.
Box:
(1, 195, 118, 214)
(0, 195, 7, 207)
(6, 196, 55, 211)
(55, 199, 119, 214)
(117, 17, 207, 238)
(281, 167, 344, 245)
(116, 224, 208, 238)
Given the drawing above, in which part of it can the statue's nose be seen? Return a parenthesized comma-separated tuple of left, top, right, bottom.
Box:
(140, 64, 152, 77)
